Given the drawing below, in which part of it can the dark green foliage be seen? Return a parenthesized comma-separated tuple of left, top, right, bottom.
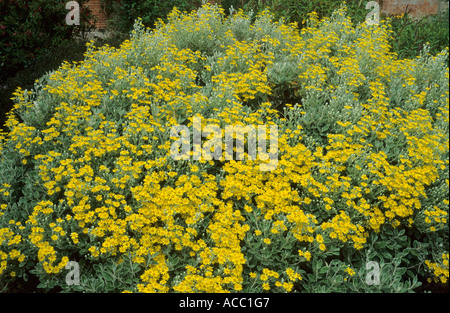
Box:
(386, 10, 449, 63)
(100, 0, 201, 33)
(0, 0, 95, 81)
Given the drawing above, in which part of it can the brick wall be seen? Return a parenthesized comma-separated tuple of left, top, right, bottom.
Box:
(380, 0, 448, 19)
(86, 0, 108, 29)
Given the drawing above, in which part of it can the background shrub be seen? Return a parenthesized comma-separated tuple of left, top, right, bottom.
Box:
(0, 0, 95, 81)
(386, 10, 449, 63)
(220, 0, 370, 25)
(0, 0, 95, 130)
(100, 0, 201, 33)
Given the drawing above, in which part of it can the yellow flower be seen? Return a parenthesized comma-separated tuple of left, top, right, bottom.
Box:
(283, 282, 293, 292)
(70, 232, 79, 244)
(316, 234, 324, 243)
(345, 267, 355, 276)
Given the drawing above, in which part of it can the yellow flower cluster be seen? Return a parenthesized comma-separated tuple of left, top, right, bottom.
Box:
(248, 267, 302, 292)
(321, 211, 367, 250)
(0, 228, 25, 276)
(426, 254, 449, 284)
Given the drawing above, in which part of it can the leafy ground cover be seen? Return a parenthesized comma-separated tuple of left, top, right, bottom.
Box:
(0, 3, 448, 292)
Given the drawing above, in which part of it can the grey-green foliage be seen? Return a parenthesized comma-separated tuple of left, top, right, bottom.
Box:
(303, 228, 424, 292)
(61, 253, 141, 293)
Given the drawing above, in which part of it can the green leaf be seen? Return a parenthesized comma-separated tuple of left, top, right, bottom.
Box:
(102, 270, 115, 282)
(95, 279, 105, 291)
(396, 267, 407, 276)
(406, 269, 416, 278)
(376, 241, 387, 249)
(307, 273, 316, 282)
(315, 259, 323, 269)
(120, 266, 130, 276)
(382, 251, 392, 259)
(93, 263, 102, 273)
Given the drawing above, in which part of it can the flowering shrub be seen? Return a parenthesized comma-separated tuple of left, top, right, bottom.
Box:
(0, 4, 448, 292)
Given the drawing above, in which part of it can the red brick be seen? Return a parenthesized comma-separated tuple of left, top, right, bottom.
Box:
(381, 0, 440, 19)
(86, 0, 109, 29)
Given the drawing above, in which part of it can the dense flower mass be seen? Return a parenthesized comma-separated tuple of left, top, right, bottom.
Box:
(0, 4, 448, 292)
